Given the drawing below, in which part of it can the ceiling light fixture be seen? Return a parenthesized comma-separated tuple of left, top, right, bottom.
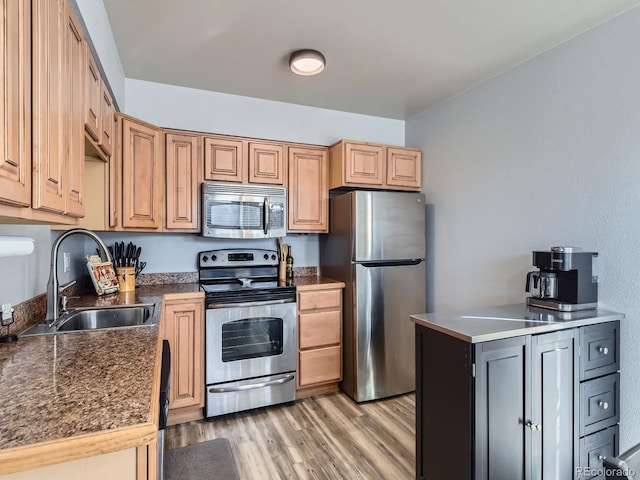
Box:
(289, 49, 326, 76)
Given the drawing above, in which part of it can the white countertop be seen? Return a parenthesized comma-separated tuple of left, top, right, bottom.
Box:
(410, 303, 624, 343)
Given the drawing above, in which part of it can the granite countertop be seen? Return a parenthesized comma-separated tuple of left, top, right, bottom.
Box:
(0, 326, 161, 475)
(410, 303, 625, 343)
(0, 283, 206, 476)
(287, 276, 345, 290)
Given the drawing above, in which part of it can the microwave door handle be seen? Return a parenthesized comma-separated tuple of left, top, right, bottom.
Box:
(263, 197, 269, 235)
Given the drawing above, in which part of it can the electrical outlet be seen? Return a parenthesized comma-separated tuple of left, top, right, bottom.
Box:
(1, 303, 12, 321)
(63, 252, 71, 273)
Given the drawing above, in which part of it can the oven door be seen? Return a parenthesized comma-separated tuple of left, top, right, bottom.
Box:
(206, 301, 296, 385)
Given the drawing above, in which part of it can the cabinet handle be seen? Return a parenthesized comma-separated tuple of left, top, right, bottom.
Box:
(598, 347, 609, 355)
(526, 421, 542, 431)
(598, 455, 606, 462)
(599, 401, 609, 410)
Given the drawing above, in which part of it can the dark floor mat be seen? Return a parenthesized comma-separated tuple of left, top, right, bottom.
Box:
(164, 437, 240, 480)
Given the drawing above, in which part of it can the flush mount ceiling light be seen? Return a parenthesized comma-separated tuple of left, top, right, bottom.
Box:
(289, 49, 326, 76)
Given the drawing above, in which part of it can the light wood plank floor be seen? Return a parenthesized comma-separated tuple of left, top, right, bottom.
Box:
(165, 392, 416, 480)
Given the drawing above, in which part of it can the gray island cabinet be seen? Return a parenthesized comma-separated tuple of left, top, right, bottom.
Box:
(411, 304, 623, 480)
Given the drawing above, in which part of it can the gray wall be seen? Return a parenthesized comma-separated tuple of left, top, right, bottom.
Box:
(406, 5, 640, 450)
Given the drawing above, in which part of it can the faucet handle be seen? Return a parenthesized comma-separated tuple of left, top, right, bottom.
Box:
(58, 280, 77, 292)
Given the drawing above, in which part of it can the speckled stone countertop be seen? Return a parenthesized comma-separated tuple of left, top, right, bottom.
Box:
(0, 327, 159, 450)
(287, 276, 345, 290)
(411, 303, 625, 343)
(0, 283, 205, 476)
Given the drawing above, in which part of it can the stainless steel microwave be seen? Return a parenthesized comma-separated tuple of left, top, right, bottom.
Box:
(201, 182, 287, 238)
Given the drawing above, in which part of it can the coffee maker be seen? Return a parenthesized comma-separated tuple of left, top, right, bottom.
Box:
(525, 246, 598, 311)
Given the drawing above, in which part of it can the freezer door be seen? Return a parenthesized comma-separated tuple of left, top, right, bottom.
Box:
(349, 261, 426, 402)
(354, 190, 426, 262)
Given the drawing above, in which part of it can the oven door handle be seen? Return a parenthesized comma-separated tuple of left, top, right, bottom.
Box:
(209, 373, 295, 393)
(207, 298, 295, 308)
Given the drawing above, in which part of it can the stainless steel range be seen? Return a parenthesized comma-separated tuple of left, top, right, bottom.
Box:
(199, 248, 296, 417)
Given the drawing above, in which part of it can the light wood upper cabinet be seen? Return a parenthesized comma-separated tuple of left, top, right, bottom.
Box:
(99, 83, 114, 157)
(249, 142, 285, 185)
(0, 0, 31, 208)
(119, 115, 163, 230)
(288, 146, 328, 232)
(32, 0, 65, 214)
(204, 136, 244, 183)
(162, 296, 204, 412)
(63, 4, 85, 218)
(387, 147, 421, 189)
(84, 45, 101, 142)
(329, 140, 422, 191)
(32, 0, 86, 217)
(165, 132, 202, 231)
(204, 135, 287, 186)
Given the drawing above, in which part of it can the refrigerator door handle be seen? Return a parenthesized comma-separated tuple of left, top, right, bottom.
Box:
(356, 259, 424, 268)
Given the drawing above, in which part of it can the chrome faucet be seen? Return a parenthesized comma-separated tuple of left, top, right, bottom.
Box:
(46, 228, 113, 326)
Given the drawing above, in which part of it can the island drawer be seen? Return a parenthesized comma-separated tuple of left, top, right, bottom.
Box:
(578, 425, 619, 479)
(580, 321, 619, 381)
(580, 373, 620, 436)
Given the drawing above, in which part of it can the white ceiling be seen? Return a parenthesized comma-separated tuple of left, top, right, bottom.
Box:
(102, 0, 640, 120)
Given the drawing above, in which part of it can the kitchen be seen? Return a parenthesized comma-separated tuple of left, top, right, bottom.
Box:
(2, 0, 640, 479)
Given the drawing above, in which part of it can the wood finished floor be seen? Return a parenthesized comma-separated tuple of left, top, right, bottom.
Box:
(165, 392, 416, 480)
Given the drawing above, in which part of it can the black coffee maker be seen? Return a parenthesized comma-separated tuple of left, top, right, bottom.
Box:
(525, 246, 598, 311)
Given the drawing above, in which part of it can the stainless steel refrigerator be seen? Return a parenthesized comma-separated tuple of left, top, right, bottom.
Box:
(320, 190, 426, 402)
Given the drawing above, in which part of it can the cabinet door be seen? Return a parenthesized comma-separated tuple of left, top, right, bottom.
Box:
(475, 336, 531, 480)
(84, 46, 101, 142)
(163, 298, 204, 410)
(62, 4, 85, 217)
(298, 346, 341, 387)
(121, 116, 163, 229)
(99, 84, 114, 157)
(32, 0, 65, 214)
(288, 146, 328, 232)
(203, 136, 244, 182)
(386, 147, 421, 190)
(344, 142, 384, 186)
(530, 330, 577, 480)
(0, 0, 31, 207)
(249, 142, 285, 185)
(165, 133, 202, 231)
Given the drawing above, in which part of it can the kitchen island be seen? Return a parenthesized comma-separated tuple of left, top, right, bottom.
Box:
(411, 303, 624, 480)
(0, 284, 202, 479)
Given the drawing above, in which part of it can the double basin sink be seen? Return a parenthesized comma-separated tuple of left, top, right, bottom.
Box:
(20, 304, 157, 336)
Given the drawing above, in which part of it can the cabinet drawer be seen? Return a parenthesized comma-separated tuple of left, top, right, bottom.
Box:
(298, 289, 342, 312)
(299, 310, 341, 349)
(578, 425, 619, 479)
(580, 373, 620, 436)
(298, 346, 341, 387)
(580, 322, 619, 381)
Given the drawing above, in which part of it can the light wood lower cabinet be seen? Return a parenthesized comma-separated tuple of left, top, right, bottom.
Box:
(0, 445, 154, 480)
(161, 295, 205, 425)
(296, 286, 343, 396)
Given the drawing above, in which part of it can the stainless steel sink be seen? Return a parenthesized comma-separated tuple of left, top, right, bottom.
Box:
(20, 304, 157, 336)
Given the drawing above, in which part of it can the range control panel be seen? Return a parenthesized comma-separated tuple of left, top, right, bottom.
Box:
(198, 248, 279, 268)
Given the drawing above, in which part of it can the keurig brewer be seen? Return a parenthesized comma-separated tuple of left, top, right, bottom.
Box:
(525, 246, 598, 311)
